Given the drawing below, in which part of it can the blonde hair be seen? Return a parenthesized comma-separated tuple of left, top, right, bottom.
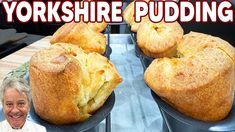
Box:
(0, 77, 31, 104)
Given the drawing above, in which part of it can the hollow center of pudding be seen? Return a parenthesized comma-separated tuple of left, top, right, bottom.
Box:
(154, 25, 164, 33)
(69, 51, 77, 56)
(51, 55, 67, 64)
(154, 26, 159, 32)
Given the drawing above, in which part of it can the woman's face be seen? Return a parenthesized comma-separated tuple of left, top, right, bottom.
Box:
(3, 88, 30, 129)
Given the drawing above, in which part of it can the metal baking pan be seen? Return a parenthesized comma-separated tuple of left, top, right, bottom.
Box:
(103, 41, 112, 60)
(151, 90, 235, 132)
(135, 44, 154, 72)
(28, 92, 115, 132)
(127, 24, 140, 57)
(127, 24, 154, 71)
(103, 25, 112, 60)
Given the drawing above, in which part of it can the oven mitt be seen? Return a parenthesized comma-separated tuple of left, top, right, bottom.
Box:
(0, 29, 27, 46)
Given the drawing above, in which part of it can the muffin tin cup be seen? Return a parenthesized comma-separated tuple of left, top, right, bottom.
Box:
(151, 90, 235, 132)
(135, 44, 154, 72)
(28, 92, 115, 132)
(104, 25, 112, 60)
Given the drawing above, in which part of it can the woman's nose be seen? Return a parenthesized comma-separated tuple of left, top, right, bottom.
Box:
(11, 105, 20, 113)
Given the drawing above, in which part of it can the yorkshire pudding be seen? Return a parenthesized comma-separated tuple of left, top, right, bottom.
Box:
(29, 43, 122, 124)
(87, 22, 107, 33)
(144, 32, 235, 121)
(50, 22, 106, 54)
(137, 21, 184, 58)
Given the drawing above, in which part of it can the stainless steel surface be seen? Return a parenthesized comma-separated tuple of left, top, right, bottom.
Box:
(110, 34, 163, 132)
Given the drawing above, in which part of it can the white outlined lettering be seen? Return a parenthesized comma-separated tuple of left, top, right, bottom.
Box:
(135, 1, 148, 22)
(111, 1, 122, 22)
(164, 1, 179, 22)
(97, 1, 110, 22)
(61, 1, 74, 23)
(134, 1, 233, 23)
(75, 1, 89, 22)
(16, 1, 32, 23)
(149, 1, 163, 23)
(47, 1, 61, 22)
(180, 1, 194, 22)
(218, 1, 233, 22)
(202, 1, 217, 22)
(90, 1, 96, 22)
(195, 1, 201, 22)
(2, 2, 17, 22)
(33, 1, 46, 22)
(1, 1, 233, 23)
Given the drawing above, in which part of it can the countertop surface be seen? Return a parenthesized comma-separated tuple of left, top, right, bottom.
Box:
(0, 36, 49, 81)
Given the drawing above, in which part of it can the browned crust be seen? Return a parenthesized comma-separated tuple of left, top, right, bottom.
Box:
(50, 22, 106, 54)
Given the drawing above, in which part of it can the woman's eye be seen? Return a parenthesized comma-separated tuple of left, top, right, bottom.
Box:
(6, 103, 13, 107)
(18, 102, 25, 107)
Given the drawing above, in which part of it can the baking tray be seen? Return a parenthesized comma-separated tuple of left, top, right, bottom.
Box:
(151, 90, 235, 132)
(28, 92, 115, 132)
(127, 24, 154, 71)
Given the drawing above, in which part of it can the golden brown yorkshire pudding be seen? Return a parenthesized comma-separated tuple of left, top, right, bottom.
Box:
(123, 0, 150, 32)
(29, 43, 122, 125)
(137, 21, 184, 58)
(144, 32, 235, 121)
(87, 22, 107, 33)
(74, 0, 108, 33)
(50, 22, 106, 54)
